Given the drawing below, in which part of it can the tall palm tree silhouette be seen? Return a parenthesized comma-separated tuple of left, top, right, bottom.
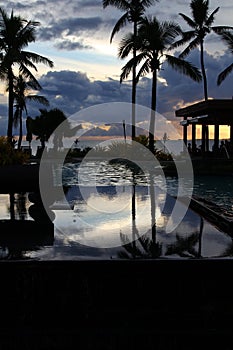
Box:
(217, 31, 233, 86)
(0, 7, 53, 143)
(119, 16, 202, 152)
(172, 0, 233, 100)
(102, 0, 158, 140)
(13, 74, 49, 149)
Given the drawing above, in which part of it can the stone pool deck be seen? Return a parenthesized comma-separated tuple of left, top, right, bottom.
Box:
(0, 259, 233, 349)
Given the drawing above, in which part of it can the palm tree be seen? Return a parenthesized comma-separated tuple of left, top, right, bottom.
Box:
(0, 7, 54, 143)
(165, 232, 200, 258)
(172, 0, 233, 100)
(102, 0, 159, 140)
(217, 31, 233, 86)
(27, 108, 81, 153)
(13, 74, 49, 150)
(118, 231, 162, 259)
(119, 16, 202, 152)
(27, 108, 68, 150)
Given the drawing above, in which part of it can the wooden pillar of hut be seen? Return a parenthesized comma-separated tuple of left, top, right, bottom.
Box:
(230, 125, 233, 144)
(214, 124, 219, 151)
(205, 125, 209, 152)
(191, 124, 196, 152)
(183, 117, 187, 146)
(201, 124, 205, 152)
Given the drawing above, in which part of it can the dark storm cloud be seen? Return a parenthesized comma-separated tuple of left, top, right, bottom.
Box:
(37, 17, 104, 41)
(38, 70, 132, 116)
(54, 40, 92, 51)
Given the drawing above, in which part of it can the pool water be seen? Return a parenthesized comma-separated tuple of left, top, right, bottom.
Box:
(0, 160, 232, 260)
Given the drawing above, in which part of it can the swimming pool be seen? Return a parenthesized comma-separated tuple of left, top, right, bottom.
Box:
(0, 159, 232, 260)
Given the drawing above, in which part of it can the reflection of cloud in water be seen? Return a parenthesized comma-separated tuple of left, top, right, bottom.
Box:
(48, 186, 229, 254)
(51, 185, 168, 248)
(0, 183, 231, 259)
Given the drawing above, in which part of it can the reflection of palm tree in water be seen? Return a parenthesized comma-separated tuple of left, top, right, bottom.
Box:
(165, 232, 200, 258)
(119, 177, 205, 258)
(8, 192, 28, 220)
(149, 173, 156, 246)
(118, 232, 162, 259)
(16, 193, 28, 220)
(165, 217, 204, 258)
(118, 170, 162, 259)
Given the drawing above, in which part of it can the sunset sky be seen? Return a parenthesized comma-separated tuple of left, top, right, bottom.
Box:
(0, 0, 232, 139)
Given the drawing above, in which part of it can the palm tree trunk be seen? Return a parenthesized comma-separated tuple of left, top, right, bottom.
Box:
(131, 21, 138, 140)
(7, 70, 14, 143)
(149, 70, 157, 153)
(200, 40, 208, 101)
(41, 137, 46, 149)
(149, 173, 156, 245)
(18, 109, 23, 150)
(200, 40, 209, 152)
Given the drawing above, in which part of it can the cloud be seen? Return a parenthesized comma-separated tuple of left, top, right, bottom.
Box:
(0, 0, 232, 136)
(159, 49, 233, 118)
(54, 40, 92, 51)
(37, 70, 133, 117)
(37, 16, 104, 42)
(37, 48, 232, 122)
(0, 47, 232, 137)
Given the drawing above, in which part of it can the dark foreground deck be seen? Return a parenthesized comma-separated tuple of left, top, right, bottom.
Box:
(1, 259, 233, 349)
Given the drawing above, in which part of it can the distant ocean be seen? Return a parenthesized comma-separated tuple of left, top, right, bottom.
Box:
(22, 138, 219, 157)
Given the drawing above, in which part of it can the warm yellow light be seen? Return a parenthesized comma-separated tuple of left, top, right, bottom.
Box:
(188, 125, 231, 140)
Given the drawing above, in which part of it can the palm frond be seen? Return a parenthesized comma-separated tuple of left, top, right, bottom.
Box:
(166, 54, 202, 82)
(119, 232, 143, 257)
(26, 95, 49, 105)
(179, 13, 196, 29)
(161, 22, 182, 47)
(19, 56, 38, 72)
(22, 51, 54, 68)
(19, 65, 42, 89)
(25, 79, 41, 91)
(120, 52, 147, 82)
(118, 32, 134, 58)
(120, 57, 135, 82)
(110, 12, 128, 43)
(16, 20, 40, 48)
(205, 7, 219, 27)
(218, 31, 233, 54)
(212, 26, 233, 35)
(179, 37, 200, 58)
(217, 63, 233, 85)
(165, 232, 199, 257)
(103, 0, 129, 11)
(170, 30, 196, 50)
(136, 59, 150, 81)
